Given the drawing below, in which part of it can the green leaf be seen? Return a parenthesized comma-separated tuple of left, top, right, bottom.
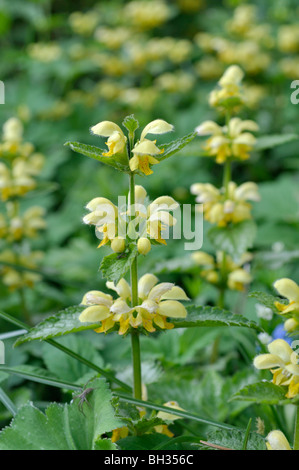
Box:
(231, 381, 299, 405)
(208, 219, 257, 261)
(122, 114, 139, 133)
(65, 141, 130, 172)
(14, 306, 102, 346)
(157, 131, 197, 161)
(100, 245, 138, 283)
(42, 335, 103, 383)
(254, 134, 299, 151)
(0, 378, 123, 450)
(249, 291, 287, 314)
(201, 429, 266, 451)
(172, 305, 262, 331)
(118, 434, 169, 450)
(0, 365, 81, 391)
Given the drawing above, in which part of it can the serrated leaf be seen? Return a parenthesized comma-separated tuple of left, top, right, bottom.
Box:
(157, 132, 197, 161)
(172, 305, 262, 331)
(231, 381, 299, 405)
(14, 306, 101, 346)
(65, 141, 130, 172)
(0, 378, 122, 450)
(255, 134, 299, 151)
(203, 429, 266, 451)
(100, 245, 138, 283)
(118, 434, 169, 450)
(122, 114, 139, 133)
(249, 291, 287, 314)
(208, 219, 257, 261)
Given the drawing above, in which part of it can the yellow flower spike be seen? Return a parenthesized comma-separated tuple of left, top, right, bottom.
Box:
(192, 251, 215, 267)
(266, 431, 292, 451)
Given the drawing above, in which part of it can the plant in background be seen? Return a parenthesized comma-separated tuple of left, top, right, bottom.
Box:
(0, 118, 46, 321)
(190, 65, 260, 309)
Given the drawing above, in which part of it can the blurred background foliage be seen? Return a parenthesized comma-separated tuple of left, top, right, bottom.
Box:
(0, 0, 299, 439)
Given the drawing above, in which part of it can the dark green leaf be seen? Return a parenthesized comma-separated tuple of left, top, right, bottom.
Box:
(231, 381, 299, 405)
(100, 245, 138, 283)
(249, 291, 287, 314)
(122, 114, 139, 133)
(172, 305, 262, 331)
(157, 132, 197, 161)
(255, 134, 299, 151)
(0, 378, 122, 450)
(14, 306, 101, 346)
(202, 429, 266, 451)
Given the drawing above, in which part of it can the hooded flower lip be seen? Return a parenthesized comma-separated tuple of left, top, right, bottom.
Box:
(79, 273, 189, 335)
(195, 117, 258, 164)
(130, 119, 173, 175)
(254, 338, 299, 399)
(209, 64, 245, 110)
(266, 431, 292, 451)
(274, 278, 299, 315)
(90, 120, 127, 157)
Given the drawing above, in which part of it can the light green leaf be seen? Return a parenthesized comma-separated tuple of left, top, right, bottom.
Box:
(255, 134, 299, 151)
(0, 378, 123, 450)
(100, 245, 138, 283)
(172, 305, 262, 331)
(122, 114, 139, 133)
(231, 381, 299, 405)
(65, 141, 130, 172)
(14, 306, 101, 346)
(157, 132, 197, 161)
(208, 219, 257, 261)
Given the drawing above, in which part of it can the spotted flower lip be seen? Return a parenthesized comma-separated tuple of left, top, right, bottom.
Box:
(79, 273, 189, 335)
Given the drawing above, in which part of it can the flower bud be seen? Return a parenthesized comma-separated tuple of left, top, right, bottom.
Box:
(111, 237, 126, 253)
(137, 237, 151, 255)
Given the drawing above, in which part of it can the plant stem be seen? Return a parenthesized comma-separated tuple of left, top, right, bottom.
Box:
(294, 406, 299, 450)
(128, 141, 142, 400)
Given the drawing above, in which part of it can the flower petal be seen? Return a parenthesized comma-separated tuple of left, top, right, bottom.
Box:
(138, 274, 159, 299)
(274, 278, 299, 303)
(157, 300, 187, 318)
(79, 305, 111, 323)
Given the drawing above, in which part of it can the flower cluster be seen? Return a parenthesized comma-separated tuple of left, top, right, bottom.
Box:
(192, 251, 252, 292)
(254, 339, 299, 399)
(83, 184, 178, 255)
(79, 274, 188, 335)
(191, 181, 260, 227)
(196, 117, 259, 165)
(0, 118, 46, 291)
(91, 118, 173, 176)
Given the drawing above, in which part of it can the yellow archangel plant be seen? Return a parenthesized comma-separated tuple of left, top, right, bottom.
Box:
(66, 114, 195, 401)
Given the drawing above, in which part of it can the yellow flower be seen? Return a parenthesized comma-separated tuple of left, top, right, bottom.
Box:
(254, 339, 299, 399)
(274, 278, 299, 316)
(209, 65, 245, 110)
(130, 119, 173, 175)
(155, 401, 184, 437)
(196, 118, 258, 164)
(79, 274, 189, 335)
(90, 121, 127, 157)
(266, 431, 292, 451)
(191, 180, 260, 226)
(192, 251, 252, 292)
(0, 250, 43, 290)
(2, 118, 23, 143)
(83, 186, 178, 249)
